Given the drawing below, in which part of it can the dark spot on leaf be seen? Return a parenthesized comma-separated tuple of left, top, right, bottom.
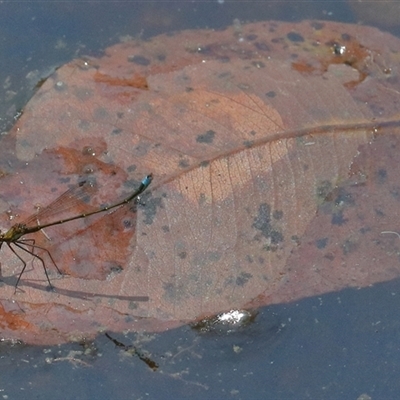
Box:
(310, 21, 324, 30)
(291, 235, 300, 245)
(266, 91, 276, 98)
(246, 34, 258, 41)
(163, 281, 185, 302)
(243, 140, 254, 148)
(341, 33, 351, 41)
(178, 251, 187, 259)
(123, 219, 133, 229)
(316, 180, 333, 201)
(179, 159, 190, 168)
(390, 186, 400, 201)
(196, 130, 215, 144)
(216, 55, 230, 63)
(287, 32, 304, 42)
(254, 41, 270, 51)
(320, 186, 355, 225)
(128, 55, 151, 66)
(127, 164, 136, 172)
(236, 272, 253, 286)
(162, 225, 170, 233)
(157, 54, 166, 62)
(128, 302, 138, 310)
(273, 210, 283, 220)
(270, 231, 284, 244)
(117, 112, 124, 119)
(377, 168, 387, 183)
(246, 255, 253, 263)
(200, 161, 209, 168)
(324, 253, 334, 261)
(133, 143, 149, 157)
(141, 195, 162, 225)
(111, 128, 122, 135)
(207, 251, 221, 262)
(342, 238, 358, 255)
(374, 208, 385, 217)
(331, 211, 347, 226)
(252, 203, 283, 244)
(185, 86, 194, 92)
(334, 189, 354, 207)
(316, 237, 328, 249)
(93, 107, 108, 120)
(219, 71, 232, 79)
(59, 177, 71, 184)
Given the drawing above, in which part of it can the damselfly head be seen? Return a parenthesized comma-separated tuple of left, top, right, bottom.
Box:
(142, 174, 153, 187)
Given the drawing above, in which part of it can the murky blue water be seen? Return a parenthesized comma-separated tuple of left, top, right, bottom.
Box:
(0, 2, 399, 399)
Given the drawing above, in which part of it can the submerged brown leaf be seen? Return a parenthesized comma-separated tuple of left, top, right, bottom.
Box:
(0, 20, 400, 344)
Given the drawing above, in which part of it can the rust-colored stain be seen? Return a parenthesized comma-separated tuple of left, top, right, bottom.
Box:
(93, 71, 149, 89)
(0, 303, 33, 331)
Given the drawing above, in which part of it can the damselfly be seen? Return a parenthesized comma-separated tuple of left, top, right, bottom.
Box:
(0, 174, 153, 289)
